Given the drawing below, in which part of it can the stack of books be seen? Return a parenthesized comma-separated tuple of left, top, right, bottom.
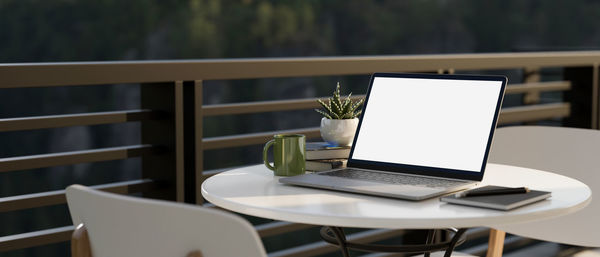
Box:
(305, 142, 351, 172)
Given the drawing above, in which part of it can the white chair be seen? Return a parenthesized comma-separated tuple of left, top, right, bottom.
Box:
(66, 184, 267, 257)
(486, 126, 600, 256)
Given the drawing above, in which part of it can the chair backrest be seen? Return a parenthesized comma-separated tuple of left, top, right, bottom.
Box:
(488, 126, 600, 247)
(66, 185, 267, 257)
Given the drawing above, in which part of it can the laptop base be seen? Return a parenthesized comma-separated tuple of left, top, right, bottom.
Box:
(280, 172, 476, 201)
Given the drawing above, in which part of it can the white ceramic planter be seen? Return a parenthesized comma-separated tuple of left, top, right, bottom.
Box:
(320, 117, 359, 146)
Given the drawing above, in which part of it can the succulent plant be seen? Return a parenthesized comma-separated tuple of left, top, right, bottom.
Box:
(315, 82, 364, 119)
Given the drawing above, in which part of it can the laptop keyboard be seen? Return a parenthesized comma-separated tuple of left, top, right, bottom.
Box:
(318, 169, 468, 188)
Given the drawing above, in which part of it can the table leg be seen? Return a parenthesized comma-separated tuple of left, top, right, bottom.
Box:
(486, 229, 506, 257)
(424, 229, 436, 257)
(444, 228, 467, 257)
(320, 227, 468, 256)
(327, 227, 350, 257)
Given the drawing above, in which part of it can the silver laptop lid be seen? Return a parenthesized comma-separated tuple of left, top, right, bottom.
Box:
(348, 73, 507, 181)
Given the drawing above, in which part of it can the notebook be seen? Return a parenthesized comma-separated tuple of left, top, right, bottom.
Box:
(280, 72, 507, 200)
(440, 186, 552, 210)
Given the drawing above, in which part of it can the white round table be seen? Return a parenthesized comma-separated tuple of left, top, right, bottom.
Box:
(202, 163, 591, 229)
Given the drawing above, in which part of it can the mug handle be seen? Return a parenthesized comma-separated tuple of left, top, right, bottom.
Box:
(263, 139, 276, 172)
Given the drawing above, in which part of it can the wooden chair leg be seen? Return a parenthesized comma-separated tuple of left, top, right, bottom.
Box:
(72, 224, 92, 257)
(486, 229, 506, 257)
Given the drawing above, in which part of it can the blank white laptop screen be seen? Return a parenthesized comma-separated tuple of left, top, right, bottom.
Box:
(352, 76, 503, 173)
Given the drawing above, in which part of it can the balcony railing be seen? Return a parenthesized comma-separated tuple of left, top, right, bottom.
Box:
(0, 51, 599, 256)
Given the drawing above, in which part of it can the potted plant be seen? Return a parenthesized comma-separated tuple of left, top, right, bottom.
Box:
(314, 82, 364, 146)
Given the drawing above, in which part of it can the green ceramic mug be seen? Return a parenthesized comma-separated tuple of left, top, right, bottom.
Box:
(263, 134, 306, 176)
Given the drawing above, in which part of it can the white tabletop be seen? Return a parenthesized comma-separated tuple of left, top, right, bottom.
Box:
(201, 164, 591, 229)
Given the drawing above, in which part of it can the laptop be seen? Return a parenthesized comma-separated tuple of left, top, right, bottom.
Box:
(280, 72, 507, 200)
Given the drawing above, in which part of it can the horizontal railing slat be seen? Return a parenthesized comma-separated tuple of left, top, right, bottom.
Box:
(0, 179, 157, 212)
(202, 81, 570, 117)
(498, 103, 570, 124)
(0, 145, 157, 173)
(203, 96, 365, 117)
(202, 127, 320, 150)
(0, 226, 73, 252)
(505, 81, 571, 94)
(2, 51, 600, 88)
(256, 221, 314, 238)
(0, 109, 162, 132)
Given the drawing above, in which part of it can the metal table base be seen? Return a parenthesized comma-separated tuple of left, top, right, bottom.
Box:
(320, 227, 468, 257)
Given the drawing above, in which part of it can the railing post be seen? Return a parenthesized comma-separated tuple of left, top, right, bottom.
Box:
(195, 80, 204, 204)
(523, 67, 541, 105)
(593, 63, 599, 129)
(182, 80, 204, 204)
(563, 67, 595, 128)
(141, 82, 184, 201)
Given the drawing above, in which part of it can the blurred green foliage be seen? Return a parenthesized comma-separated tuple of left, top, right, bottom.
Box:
(2, 0, 600, 63)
